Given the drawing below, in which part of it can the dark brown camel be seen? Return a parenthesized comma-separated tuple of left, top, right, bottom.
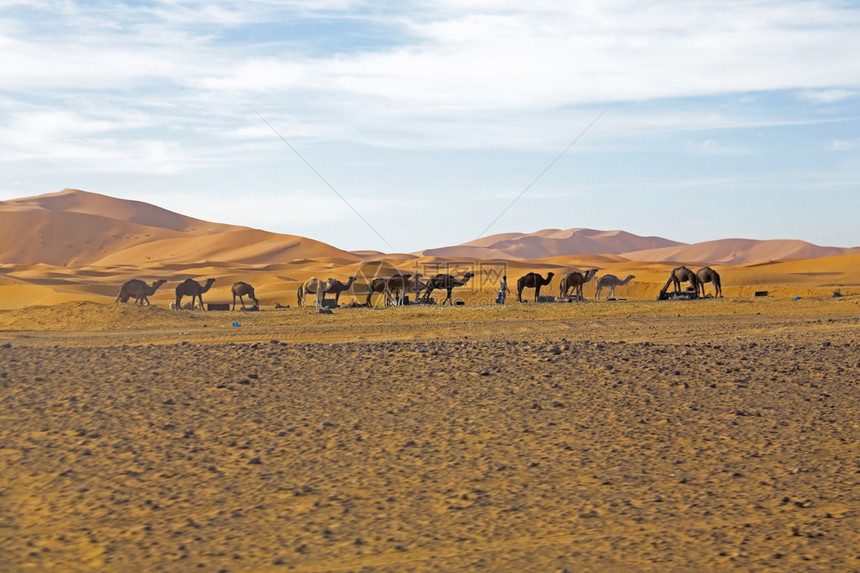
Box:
(175, 278, 215, 310)
(558, 268, 597, 299)
(659, 266, 699, 298)
(366, 274, 413, 306)
(517, 272, 554, 302)
(114, 279, 166, 306)
(385, 274, 413, 306)
(696, 267, 722, 297)
(326, 276, 356, 306)
(231, 281, 259, 310)
(422, 272, 474, 305)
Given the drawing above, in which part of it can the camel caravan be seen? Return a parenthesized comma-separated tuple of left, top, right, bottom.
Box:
(113, 266, 723, 311)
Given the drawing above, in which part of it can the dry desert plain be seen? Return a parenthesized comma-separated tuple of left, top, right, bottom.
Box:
(1, 295, 859, 572)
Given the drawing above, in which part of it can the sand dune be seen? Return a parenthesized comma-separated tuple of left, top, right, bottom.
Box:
(419, 228, 859, 265)
(0, 189, 358, 269)
(419, 228, 683, 260)
(622, 238, 860, 265)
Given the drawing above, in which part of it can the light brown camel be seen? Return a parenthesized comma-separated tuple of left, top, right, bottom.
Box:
(696, 267, 722, 297)
(559, 268, 598, 299)
(231, 281, 259, 310)
(297, 277, 333, 307)
(516, 272, 554, 302)
(325, 277, 356, 306)
(659, 266, 699, 298)
(114, 279, 166, 306)
(422, 272, 474, 305)
(595, 274, 634, 300)
(175, 278, 215, 310)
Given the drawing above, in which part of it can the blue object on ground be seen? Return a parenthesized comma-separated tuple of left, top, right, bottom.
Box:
(232, 322, 240, 327)
(793, 296, 802, 300)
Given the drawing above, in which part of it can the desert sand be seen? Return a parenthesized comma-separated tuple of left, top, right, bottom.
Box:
(1, 299, 859, 572)
(1, 189, 859, 570)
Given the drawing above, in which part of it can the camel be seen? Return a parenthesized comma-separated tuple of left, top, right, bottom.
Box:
(516, 272, 554, 302)
(231, 282, 259, 310)
(595, 274, 634, 300)
(559, 268, 598, 300)
(365, 274, 413, 306)
(114, 279, 166, 306)
(422, 272, 474, 305)
(297, 277, 333, 307)
(325, 277, 356, 306)
(175, 278, 215, 310)
(696, 267, 722, 298)
(385, 274, 413, 306)
(659, 266, 699, 298)
(365, 277, 388, 307)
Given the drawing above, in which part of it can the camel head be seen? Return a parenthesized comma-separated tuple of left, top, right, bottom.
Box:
(585, 269, 598, 281)
(544, 272, 555, 285)
(462, 272, 475, 281)
(152, 279, 167, 288)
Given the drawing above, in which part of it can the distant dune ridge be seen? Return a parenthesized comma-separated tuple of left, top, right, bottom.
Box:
(0, 189, 360, 267)
(1, 189, 858, 268)
(420, 228, 860, 265)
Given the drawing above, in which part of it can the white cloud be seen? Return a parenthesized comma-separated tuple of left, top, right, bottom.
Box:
(828, 140, 858, 151)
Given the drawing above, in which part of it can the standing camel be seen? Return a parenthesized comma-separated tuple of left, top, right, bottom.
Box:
(297, 277, 333, 307)
(595, 274, 634, 300)
(696, 267, 722, 298)
(516, 272, 554, 302)
(385, 274, 413, 306)
(423, 272, 475, 305)
(559, 269, 598, 300)
(659, 266, 699, 298)
(365, 277, 388, 307)
(231, 282, 259, 310)
(175, 278, 215, 310)
(365, 274, 413, 306)
(325, 277, 356, 306)
(114, 279, 166, 306)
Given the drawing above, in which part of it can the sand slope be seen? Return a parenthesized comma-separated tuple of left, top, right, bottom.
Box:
(419, 228, 684, 260)
(0, 189, 358, 268)
(418, 228, 859, 265)
(623, 238, 860, 266)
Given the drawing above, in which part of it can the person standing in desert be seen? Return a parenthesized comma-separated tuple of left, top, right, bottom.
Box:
(498, 275, 511, 304)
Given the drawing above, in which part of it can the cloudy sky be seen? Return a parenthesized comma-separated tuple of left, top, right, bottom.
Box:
(1, 0, 859, 252)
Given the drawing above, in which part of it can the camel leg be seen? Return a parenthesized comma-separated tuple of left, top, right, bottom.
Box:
(595, 285, 601, 300)
(198, 295, 206, 311)
(175, 294, 182, 310)
(534, 286, 541, 302)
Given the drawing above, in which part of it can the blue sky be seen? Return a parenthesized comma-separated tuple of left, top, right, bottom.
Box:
(1, 0, 859, 253)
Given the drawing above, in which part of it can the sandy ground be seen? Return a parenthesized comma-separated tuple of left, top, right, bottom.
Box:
(1, 298, 859, 571)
